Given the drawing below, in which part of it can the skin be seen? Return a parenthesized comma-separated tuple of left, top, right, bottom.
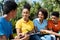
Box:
(38, 11, 44, 24)
(51, 15, 58, 24)
(22, 8, 30, 22)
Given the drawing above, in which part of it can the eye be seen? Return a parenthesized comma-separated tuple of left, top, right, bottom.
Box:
(52, 17, 56, 19)
(23, 12, 25, 13)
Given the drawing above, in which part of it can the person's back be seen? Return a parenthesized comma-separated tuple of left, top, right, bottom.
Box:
(0, 17, 13, 38)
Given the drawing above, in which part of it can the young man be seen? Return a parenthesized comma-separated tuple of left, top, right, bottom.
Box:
(47, 11, 60, 40)
(41, 11, 60, 40)
(0, 1, 17, 40)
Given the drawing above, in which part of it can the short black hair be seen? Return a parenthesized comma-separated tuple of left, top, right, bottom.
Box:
(23, 3, 31, 11)
(51, 11, 59, 17)
(3, 1, 18, 15)
(37, 8, 48, 19)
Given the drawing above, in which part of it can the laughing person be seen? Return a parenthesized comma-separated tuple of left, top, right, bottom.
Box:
(15, 3, 34, 40)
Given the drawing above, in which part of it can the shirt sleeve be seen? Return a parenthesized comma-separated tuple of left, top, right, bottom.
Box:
(0, 23, 5, 35)
(33, 20, 37, 27)
(15, 21, 22, 29)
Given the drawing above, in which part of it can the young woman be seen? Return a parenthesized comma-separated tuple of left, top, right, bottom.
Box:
(15, 3, 34, 40)
(32, 8, 52, 40)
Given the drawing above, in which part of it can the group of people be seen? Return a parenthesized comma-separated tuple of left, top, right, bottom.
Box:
(0, 1, 60, 40)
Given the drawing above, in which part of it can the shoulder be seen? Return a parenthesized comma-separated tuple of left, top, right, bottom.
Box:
(58, 20, 60, 23)
(33, 18, 39, 22)
(48, 20, 52, 22)
(48, 20, 53, 24)
(29, 20, 33, 24)
(16, 18, 22, 23)
(43, 19, 48, 22)
(0, 17, 4, 23)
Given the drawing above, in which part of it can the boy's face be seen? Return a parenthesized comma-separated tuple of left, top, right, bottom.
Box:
(10, 9, 17, 18)
(51, 15, 58, 22)
(22, 9, 30, 19)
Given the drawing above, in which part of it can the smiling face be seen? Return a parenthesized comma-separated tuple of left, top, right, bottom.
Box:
(51, 15, 58, 22)
(22, 8, 30, 19)
(38, 11, 44, 20)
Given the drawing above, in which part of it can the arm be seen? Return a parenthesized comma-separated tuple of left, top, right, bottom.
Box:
(41, 30, 60, 37)
(0, 23, 7, 40)
(9, 34, 14, 40)
(16, 28, 22, 36)
(48, 31, 60, 37)
(0, 35, 7, 40)
(16, 28, 27, 39)
(15, 28, 23, 39)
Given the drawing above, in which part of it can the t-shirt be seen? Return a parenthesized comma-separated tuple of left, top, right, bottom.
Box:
(33, 18, 47, 31)
(0, 17, 13, 38)
(47, 20, 60, 33)
(16, 18, 34, 34)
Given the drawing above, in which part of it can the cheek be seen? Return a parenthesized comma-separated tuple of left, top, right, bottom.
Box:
(22, 13, 24, 16)
(38, 15, 44, 19)
(13, 12, 16, 17)
(52, 18, 55, 21)
(27, 14, 30, 16)
(22, 13, 26, 17)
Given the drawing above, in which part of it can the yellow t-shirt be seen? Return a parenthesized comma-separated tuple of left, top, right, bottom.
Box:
(16, 18, 34, 34)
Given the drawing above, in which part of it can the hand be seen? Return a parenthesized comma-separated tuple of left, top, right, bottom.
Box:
(19, 33, 25, 39)
(40, 30, 49, 34)
(21, 34, 29, 40)
(15, 33, 25, 39)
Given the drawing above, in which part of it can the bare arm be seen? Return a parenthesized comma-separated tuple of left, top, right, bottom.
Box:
(9, 34, 14, 40)
(0, 35, 7, 40)
(15, 28, 29, 40)
(41, 30, 60, 37)
(15, 28, 25, 39)
(16, 28, 22, 35)
(48, 31, 60, 37)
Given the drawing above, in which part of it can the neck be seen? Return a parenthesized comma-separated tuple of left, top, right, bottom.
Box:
(54, 20, 58, 24)
(23, 18, 29, 22)
(53, 19, 58, 24)
(39, 19, 43, 24)
(3, 14, 11, 21)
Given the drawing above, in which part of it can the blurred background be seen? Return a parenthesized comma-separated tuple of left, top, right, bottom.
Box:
(0, 0, 60, 36)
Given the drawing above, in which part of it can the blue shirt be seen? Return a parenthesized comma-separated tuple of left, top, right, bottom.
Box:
(0, 17, 13, 38)
(33, 18, 47, 31)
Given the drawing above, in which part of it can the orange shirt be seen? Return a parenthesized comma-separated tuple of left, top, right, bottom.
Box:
(47, 20, 60, 33)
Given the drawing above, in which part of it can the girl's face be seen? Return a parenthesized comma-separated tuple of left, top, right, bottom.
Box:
(38, 11, 44, 20)
(51, 15, 58, 22)
(22, 9, 30, 19)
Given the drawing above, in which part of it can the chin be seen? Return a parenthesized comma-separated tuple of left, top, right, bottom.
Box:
(39, 18, 43, 20)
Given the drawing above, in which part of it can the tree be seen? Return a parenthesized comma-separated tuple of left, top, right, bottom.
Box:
(41, 0, 60, 18)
